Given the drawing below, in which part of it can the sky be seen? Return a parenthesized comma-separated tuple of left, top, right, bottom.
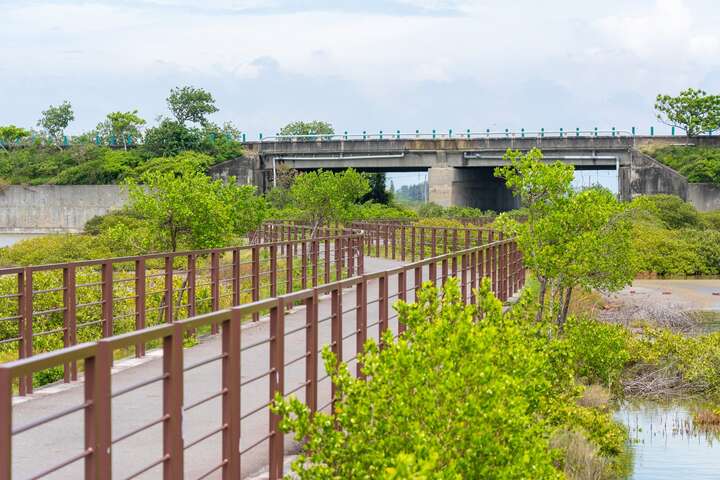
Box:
(2, 0, 719, 188)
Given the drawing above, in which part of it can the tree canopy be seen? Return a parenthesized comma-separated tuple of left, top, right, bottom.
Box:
(290, 168, 369, 233)
(0, 125, 30, 149)
(96, 110, 146, 150)
(279, 120, 334, 138)
(167, 86, 218, 126)
(495, 148, 635, 329)
(655, 88, 720, 138)
(37, 101, 74, 145)
(126, 167, 266, 251)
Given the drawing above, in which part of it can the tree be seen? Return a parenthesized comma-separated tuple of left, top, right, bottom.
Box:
(655, 88, 720, 139)
(142, 118, 200, 157)
(0, 125, 30, 150)
(37, 101, 74, 146)
(271, 280, 585, 478)
(97, 110, 146, 150)
(495, 148, 635, 329)
(126, 167, 266, 252)
(279, 120, 334, 139)
(361, 173, 392, 204)
(166, 86, 218, 126)
(290, 168, 369, 235)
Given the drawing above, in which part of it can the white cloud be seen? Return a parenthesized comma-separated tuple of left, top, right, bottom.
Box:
(1, 0, 719, 134)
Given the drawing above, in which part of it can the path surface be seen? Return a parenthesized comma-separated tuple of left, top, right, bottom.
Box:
(11, 256, 411, 479)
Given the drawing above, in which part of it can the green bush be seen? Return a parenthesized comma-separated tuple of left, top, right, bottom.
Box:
(0, 235, 111, 267)
(632, 223, 720, 275)
(565, 317, 632, 389)
(648, 146, 720, 185)
(630, 194, 702, 229)
(416, 202, 495, 220)
(273, 279, 627, 479)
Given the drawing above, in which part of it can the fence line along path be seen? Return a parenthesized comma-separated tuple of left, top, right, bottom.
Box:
(0, 224, 524, 480)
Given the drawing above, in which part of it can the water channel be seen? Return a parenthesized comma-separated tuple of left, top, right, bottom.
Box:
(612, 281, 720, 479)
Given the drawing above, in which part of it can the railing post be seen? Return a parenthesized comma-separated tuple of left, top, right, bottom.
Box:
(414, 265, 422, 303)
(306, 290, 319, 413)
(356, 277, 367, 378)
(470, 250, 477, 304)
(460, 252, 468, 303)
(398, 271, 407, 334)
(269, 299, 285, 479)
(164, 323, 184, 479)
(348, 236, 355, 277)
(232, 248, 241, 306)
(384, 224, 389, 258)
(312, 239, 320, 287)
(301, 240, 308, 289)
(164, 256, 173, 323)
(0, 367, 12, 480)
(22, 269, 32, 394)
(431, 228, 437, 257)
(331, 286, 343, 404)
(188, 254, 197, 318)
(379, 273, 389, 341)
(335, 238, 342, 281)
(441, 257, 449, 286)
(286, 240, 294, 296)
(135, 259, 146, 356)
(92, 341, 113, 479)
(252, 246, 260, 322)
(324, 239, 331, 284)
(411, 226, 416, 261)
(389, 225, 397, 260)
(270, 244, 278, 297)
(419, 228, 425, 260)
(358, 236, 365, 275)
(102, 262, 114, 337)
(223, 308, 242, 479)
(400, 225, 406, 261)
(210, 252, 220, 334)
(63, 265, 77, 382)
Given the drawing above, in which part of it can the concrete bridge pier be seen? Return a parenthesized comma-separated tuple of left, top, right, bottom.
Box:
(428, 166, 519, 211)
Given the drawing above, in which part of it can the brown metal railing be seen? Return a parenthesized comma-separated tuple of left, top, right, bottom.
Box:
(0, 233, 364, 396)
(0, 235, 523, 479)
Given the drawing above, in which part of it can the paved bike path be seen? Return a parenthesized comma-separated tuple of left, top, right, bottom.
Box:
(11, 256, 409, 479)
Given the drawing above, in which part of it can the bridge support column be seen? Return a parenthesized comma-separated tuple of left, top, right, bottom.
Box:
(428, 166, 519, 212)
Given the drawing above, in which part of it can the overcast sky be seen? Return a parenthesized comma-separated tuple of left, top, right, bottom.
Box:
(2, 0, 719, 141)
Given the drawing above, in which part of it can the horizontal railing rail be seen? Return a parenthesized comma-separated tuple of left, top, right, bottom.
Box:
(0, 235, 523, 480)
(0, 232, 364, 396)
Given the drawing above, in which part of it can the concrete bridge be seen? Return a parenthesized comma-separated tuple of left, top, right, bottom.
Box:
(218, 133, 720, 212)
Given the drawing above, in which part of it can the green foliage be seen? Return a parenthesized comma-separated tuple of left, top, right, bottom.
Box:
(0, 125, 30, 148)
(416, 202, 495, 221)
(565, 317, 632, 389)
(495, 149, 635, 328)
(52, 149, 139, 184)
(37, 101, 74, 145)
(289, 169, 370, 231)
(655, 88, 720, 137)
(166, 86, 218, 126)
(141, 119, 243, 161)
(645, 146, 720, 186)
(629, 195, 720, 275)
(630, 194, 702, 229)
(395, 181, 426, 203)
(134, 151, 216, 177)
(96, 110, 146, 150)
(127, 168, 266, 251)
(273, 279, 627, 479)
(279, 120, 334, 137)
(631, 327, 720, 397)
(349, 202, 417, 221)
(0, 235, 111, 266)
(360, 173, 392, 204)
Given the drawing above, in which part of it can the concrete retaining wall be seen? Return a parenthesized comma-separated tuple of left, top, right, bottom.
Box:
(0, 185, 128, 233)
(688, 183, 720, 212)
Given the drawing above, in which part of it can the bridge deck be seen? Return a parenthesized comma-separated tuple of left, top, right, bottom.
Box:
(11, 256, 408, 479)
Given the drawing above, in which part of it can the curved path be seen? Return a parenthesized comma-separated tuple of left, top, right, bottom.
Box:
(11, 256, 410, 479)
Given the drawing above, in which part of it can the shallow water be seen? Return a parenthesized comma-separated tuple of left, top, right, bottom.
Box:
(616, 402, 720, 480)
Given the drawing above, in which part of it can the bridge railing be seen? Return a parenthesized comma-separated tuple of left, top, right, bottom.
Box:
(0, 236, 523, 480)
(257, 129, 635, 143)
(0, 232, 364, 396)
